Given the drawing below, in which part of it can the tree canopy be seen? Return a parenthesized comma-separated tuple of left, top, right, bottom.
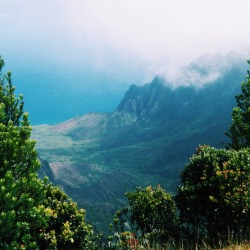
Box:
(225, 60, 250, 149)
(175, 145, 250, 244)
(0, 57, 97, 249)
(110, 185, 179, 248)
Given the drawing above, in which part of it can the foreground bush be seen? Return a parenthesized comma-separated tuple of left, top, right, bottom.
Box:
(109, 185, 179, 248)
(176, 145, 250, 245)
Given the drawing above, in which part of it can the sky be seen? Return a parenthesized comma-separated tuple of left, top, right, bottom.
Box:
(1, 0, 250, 123)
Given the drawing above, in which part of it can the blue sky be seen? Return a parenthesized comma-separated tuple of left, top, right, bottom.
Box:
(1, 0, 250, 123)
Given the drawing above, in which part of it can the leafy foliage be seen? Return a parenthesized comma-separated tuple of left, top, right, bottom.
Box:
(176, 145, 250, 244)
(0, 57, 97, 249)
(225, 60, 250, 149)
(110, 185, 179, 247)
(0, 57, 24, 125)
(32, 183, 97, 249)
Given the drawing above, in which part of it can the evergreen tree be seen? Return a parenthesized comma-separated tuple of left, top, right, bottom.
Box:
(225, 60, 250, 149)
(0, 57, 97, 249)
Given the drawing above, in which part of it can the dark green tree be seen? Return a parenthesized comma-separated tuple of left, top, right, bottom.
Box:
(110, 185, 179, 248)
(0, 57, 97, 249)
(175, 145, 250, 245)
(225, 60, 250, 149)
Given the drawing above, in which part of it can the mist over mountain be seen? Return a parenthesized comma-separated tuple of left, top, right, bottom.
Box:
(7, 52, 244, 125)
(33, 56, 246, 233)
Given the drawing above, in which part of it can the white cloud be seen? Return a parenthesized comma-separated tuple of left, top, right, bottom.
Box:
(1, 0, 250, 84)
(66, 1, 250, 52)
(62, 0, 250, 80)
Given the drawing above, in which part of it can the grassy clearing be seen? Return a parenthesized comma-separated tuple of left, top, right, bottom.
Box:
(32, 125, 73, 149)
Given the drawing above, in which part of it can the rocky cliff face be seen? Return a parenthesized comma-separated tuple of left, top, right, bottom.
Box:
(114, 78, 168, 122)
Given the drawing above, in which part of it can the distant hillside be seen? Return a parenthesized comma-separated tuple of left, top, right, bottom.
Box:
(33, 59, 245, 234)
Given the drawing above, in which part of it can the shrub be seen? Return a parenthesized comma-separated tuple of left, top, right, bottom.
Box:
(110, 185, 179, 247)
(176, 145, 250, 245)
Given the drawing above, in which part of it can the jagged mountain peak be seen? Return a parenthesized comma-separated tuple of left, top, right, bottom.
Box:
(112, 59, 244, 127)
(114, 77, 172, 123)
